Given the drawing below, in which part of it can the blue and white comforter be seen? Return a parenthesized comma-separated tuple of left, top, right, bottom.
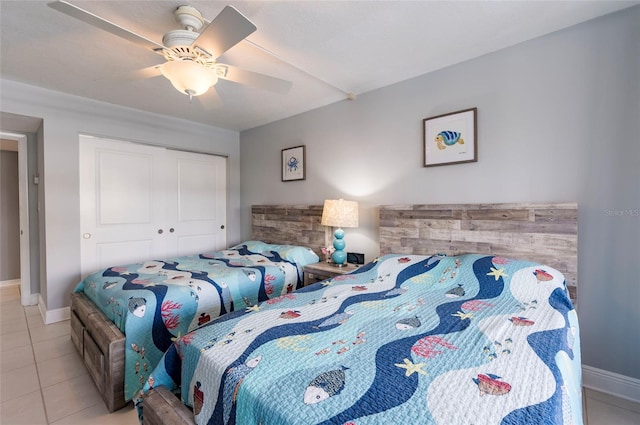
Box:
(142, 253, 582, 424)
(75, 241, 318, 401)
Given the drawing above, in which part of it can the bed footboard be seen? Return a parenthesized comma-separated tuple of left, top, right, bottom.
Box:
(143, 386, 195, 425)
(70, 292, 127, 412)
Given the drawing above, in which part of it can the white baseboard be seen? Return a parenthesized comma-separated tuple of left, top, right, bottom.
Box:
(583, 365, 640, 403)
(0, 279, 21, 288)
(37, 295, 71, 325)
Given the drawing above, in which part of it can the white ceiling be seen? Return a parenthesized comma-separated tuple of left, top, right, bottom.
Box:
(1, 1, 637, 132)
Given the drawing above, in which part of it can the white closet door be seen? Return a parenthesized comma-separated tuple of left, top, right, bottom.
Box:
(164, 149, 227, 257)
(80, 136, 166, 276)
(79, 136, 228, 277)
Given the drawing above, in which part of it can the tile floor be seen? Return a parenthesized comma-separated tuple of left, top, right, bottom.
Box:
(0, 285, 137, 424)
(1, 284, 639, 424)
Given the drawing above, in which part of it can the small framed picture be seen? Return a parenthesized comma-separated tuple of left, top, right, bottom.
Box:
(423, 108, 477, 167)
(282, 145, 306, 181)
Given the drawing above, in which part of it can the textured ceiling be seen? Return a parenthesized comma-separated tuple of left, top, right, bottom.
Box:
(1, 1, 637, 131)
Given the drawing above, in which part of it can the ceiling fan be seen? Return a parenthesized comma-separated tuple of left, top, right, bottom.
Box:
(48, 1, 292, 100)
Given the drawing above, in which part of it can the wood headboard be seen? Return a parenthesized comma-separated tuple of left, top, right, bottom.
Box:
(379, 203, 578, 300)
(251, 205, 329, 258)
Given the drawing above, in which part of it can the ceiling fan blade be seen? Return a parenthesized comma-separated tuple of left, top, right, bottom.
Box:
(48, 1, 165, 53)
(193, 6, 256, 59)
(220, 65, 292, 94)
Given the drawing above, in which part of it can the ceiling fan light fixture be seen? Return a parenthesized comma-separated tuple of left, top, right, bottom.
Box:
(160, 60, 218, 97)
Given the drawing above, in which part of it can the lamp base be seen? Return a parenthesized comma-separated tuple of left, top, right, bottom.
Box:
(331, 228, 347, 266)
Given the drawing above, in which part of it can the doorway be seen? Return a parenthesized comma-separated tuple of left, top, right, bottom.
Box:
(0, 131, 32, 306)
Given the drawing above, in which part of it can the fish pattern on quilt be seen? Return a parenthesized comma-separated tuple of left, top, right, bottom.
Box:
(141, 253, 582, 425)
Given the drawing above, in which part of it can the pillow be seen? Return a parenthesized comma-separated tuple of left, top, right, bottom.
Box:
(263, 243, 320, 267)
(231, 240, 270, 253)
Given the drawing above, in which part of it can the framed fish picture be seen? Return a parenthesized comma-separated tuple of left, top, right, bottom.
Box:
(282, 145, 306, 181)
(423, 108, 477, 167)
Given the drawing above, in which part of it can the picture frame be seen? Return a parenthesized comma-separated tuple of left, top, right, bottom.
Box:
(282, 145, 306, 181)
(423, 107, 477, 167)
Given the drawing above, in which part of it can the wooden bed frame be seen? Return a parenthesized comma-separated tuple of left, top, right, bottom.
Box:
(70, 205, 328, 412)
(142, 202, 578, 425)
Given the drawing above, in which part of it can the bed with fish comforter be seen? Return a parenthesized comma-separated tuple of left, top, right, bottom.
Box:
(140, 253, 582, 425)
(74, 241, 319, 401)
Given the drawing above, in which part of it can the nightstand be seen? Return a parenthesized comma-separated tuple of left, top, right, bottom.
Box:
(303, 262, 359, 286)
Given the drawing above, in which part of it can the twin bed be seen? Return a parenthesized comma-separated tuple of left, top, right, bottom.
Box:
(71, 205, 328, 411)
(72, 203, 582, 424)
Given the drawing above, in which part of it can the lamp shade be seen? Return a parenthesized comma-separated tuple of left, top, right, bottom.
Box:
(321, 199, 359, 228)
(160, 60, 218, 96)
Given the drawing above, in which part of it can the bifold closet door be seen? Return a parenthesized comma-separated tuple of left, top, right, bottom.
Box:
(79, 136, 227, 277)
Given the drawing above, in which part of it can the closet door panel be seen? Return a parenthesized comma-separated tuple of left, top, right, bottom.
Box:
(166, 150, 227, 257)
(97, 151, 154, 225)
(80, 137, 166, 276)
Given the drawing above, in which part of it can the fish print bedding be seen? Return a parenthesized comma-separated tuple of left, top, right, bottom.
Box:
(140, 253, 582, 424)
(74, 241, 319, 400)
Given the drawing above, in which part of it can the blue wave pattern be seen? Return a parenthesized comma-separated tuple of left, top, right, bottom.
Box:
(142, 254, 582, 425)
(75, 242, 318, 401)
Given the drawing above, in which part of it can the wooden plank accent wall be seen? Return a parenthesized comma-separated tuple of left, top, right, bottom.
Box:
(379, 203, 578, 300)
(251, 205, 331, 258)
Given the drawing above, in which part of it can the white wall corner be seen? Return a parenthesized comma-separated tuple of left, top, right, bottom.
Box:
(38, 294, 70, 324)
(583, 365, 640, 403)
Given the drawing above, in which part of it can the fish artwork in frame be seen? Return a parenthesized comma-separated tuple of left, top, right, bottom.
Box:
(282, 145, 306, 181)
(423, 107, 477, 167)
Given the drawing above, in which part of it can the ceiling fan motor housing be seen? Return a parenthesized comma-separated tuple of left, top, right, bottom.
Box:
(174, 5, 204, 31)
(162, 6, 206, 60)
(162, 29, 199, 48)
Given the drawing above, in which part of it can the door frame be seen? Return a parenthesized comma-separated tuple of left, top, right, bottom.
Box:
(0, 131, 32, 305)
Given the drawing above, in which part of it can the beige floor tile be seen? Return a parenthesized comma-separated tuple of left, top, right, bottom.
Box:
(0, 315, 28, 335)
(0, 344, 35, 372)
(42, 373, 103, 423)
(587, 396, 640, 425)
(0, 304, 25, 321)
(33, 335, 76, 363)
(0, 287, 21, 304)
(37, 351, 87, 389)
(49, 401, 137, 425)
(0, 363, 40, 403)
(0, 329, 32, 352)
(585, 388, 640, 414)
(29, 321, 70, 344)
(23, 305, 41, 317)
(0, 389, 47, 425)
(27, 312, 45, 328)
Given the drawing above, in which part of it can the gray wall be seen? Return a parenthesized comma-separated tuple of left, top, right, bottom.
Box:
(27, 130, 40, 296)
(0, 150, 20, 280)
(241, 7, 639, 381)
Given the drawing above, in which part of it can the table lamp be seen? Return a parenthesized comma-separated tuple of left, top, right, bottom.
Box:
(321, 199, 359, 266)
